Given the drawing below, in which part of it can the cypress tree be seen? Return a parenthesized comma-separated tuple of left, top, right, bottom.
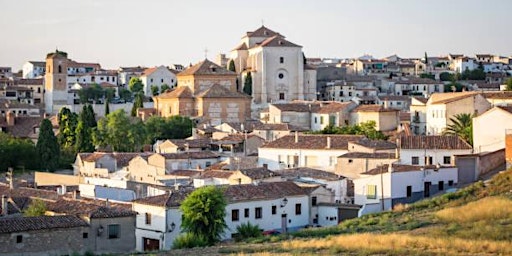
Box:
(36, 119, 60, 171)
(228, 60, 236, 72)
(131, 92, 144, 117)
(243, 72, 252, 95)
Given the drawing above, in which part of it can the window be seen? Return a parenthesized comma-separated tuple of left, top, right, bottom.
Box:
(348, 92, 352, 97)
(406, 186, 412, 197)
(244, 208, 249, 218)
(145, 213, 152, 225)
(312, 196, 317, 206)
(16, 235, 22, 243)
(443, 156, 451, 165)
(320, 116, 324, 125)
(339, 91, 343, 97)
(278, 73, 284, 79)
(279, 57, 284, 63)
(108, 224, 120, 239)
(348, 159, 353, 163)
(255, 207, 262, 219)
(161, 79, 164, 83)
(412, 157, 419, 165)
(232, 209, 239, 221)
(438, 181, 444, 191)
(272, 205, 277, 215)
(83, 232, 88, 239)
(279, 93, 285, 100)
(295, 203, 302, 215)
(448, 180, 454, 186)
(150, 78, 153, 82)
(58, 65, 62, 73)
(366, 185, 377, 199)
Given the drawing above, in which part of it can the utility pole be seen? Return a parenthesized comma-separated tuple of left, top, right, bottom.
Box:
(380, 164, 385, 211)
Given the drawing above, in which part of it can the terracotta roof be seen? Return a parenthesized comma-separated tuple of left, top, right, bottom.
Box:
(5, 116, 42, 139)
(160, 151, 219, 160)
(339, 152, 396, 159)
(350, 138, 397, 150)
(199, 170, 234, 179)
(81, 152, 143, 168)
(246, 26, 280, 38)
(224, 181, 305, 203)
(313, 102, 355, 114)
(497, 106, 512, 114)
(362, 163, 453, 175)
(156, 86, 194, 99)
(141, 67, 158, 76)
(261, 134, 364, 150)
(400, 112, 411, 122)
(353, 104, 400, 113)
(15, 78, 43, 85)
(379, 95, 411, 101)
(169, 139, 211, 149)
(178, 59, 235, 76)
(395, 77, 441, 85)
(233, 43, 248, 51)
(253, 123, 304, 131)
(0, 216, 88, 233)
(399, 135, 472, 150)
(428, 92, 479, 105)
(132, 188, 194, 208)
(47, 198, 135, 218)
(259, 35, 301, 48)
(412, 97, 428, 104)
(482, 91, 512, 99)
(238, 167, 277, 180)
(195, 84, 251, 98)
(273, 167, 342, 181)
(272, 102, 320, 112)
(168, 170, 202, 177)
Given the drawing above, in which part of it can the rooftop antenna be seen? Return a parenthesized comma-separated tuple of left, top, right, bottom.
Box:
(204, 48, 208, 60)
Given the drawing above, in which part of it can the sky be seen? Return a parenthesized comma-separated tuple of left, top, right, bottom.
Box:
(0, 0, 510, 70)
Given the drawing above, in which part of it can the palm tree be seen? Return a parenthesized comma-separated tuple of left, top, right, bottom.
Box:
(442, 113, 473, 145)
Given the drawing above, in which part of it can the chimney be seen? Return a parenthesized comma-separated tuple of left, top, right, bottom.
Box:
(383, 101, 389, 109)
(294, 131, 298, 143)
(6, 112, 14, 126)
(73, 190, 81, 200)
(1, 195, 8, 216)
(263, 163, 268, 170)
(326, 137, 331, 149)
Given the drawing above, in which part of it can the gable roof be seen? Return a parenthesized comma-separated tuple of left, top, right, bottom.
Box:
(362, 163, 452, 175)
(261, 134, 364, 150)
(178, 59, 235, 76)
(160, 151, 219, 160)
(428, 92, 479, 105)
(246, 25, 280, 38)
(259, 35, 301, 48)
(353, 104, 400, 113)
(0, 216, 88, 234)
(132, 188, 194, 208)
(141, 66, 158, 76)
(223, 181, 305, 203)
(313, 102, 355, 114)
(195, 84, 251, 98)
(253, 123, 304, 131)
(198, 170, 234, 179)
(46, 198, 135, 218)
(349, 138, 397, 150)
(271, 102, 320, 112)
(155, 86, 194, 99)
(399, 135, 472, 150)
(273, 167, 342, 181)
(237, 167, 277, 180)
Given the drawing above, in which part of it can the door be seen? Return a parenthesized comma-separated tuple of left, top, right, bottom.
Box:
(143, 237, 160, 251)
(424, 182, 431, 198)
(281, 214, 287, 234)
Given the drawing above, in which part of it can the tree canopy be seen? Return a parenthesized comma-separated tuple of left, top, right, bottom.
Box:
(57, 107, 78, 149)
(24, 199, 47, 217)
(160, 84, 171, 94)
(180, 186, 227, 245)
(128, 77, 144, 93)
(36, 119, 60, 171)
(144, 115, 194, 144)
(228, 60, 236, 72)
(505, 78, 512, 91)
(93, 109, 145, 152)
(442, 113, 473, 145)
(313, 121, 388, 140)
(131, 92, 144, 117)
(0, 133, 38, 172)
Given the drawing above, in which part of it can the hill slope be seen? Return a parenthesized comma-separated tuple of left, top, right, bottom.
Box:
(170, 169, 512, 255)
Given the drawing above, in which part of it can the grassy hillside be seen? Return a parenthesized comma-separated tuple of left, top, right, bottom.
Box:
(184, 169, 512, 255)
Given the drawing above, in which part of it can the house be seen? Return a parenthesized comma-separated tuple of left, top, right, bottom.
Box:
(393, 77, 443, 96)
(160, 151, 220, 171)
(74, 152, 142, 177)
(409, 97, 428, 135)
(118, 66, 146, 87)
(426, 92, 491, 135)
(310, 101, 356, 131)
(22, 61, 46, 78)
(15, 78, 44, 104)
(127, 154, 167, 185)
(0, 216, 89, 256)
(252, 123, 304, 142)
(473, 106, 512, 153)
(140, 66, 177, 96)
(258, 133, 364, 172)
(193, 167, 279, 187)
(267, 102, 317, 130)
(398, 135, 473, 166)
(153, 59, 251, 125)
(377, 95, 411, 111)
(482, 91, 512, 106)
(211, 133, 264, 156)
(350, 104, 400, 131)
(354, 164, 458, 216)
(153, 138, 211, 153)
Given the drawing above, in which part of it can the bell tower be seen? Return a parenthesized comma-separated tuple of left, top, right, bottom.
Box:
(44, 50, 69, 113)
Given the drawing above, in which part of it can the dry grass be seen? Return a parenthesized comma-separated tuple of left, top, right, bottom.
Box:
(283, 233, 512, 255)
(392, 203, 408, 212)
(436, 196, 512, 223)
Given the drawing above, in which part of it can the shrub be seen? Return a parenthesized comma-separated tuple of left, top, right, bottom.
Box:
(235, 222, 262, 241)
(172, 233, 208, 249)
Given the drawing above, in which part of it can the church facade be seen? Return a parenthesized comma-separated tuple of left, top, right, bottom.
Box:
(229, 26, 317, 110)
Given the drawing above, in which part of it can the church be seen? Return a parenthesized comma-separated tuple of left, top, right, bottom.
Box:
(153, 59, 251, 125)
(228, 25, 317, 110)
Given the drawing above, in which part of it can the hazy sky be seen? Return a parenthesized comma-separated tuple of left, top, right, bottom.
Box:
(1, 0, 510, 70)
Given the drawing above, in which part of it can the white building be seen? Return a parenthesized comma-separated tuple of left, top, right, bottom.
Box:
(258, 133, 364, 172)
(473, 106, 512, 153)
(409, 97, 428, 135)
(228, 26, 316, 109)
(22, 61, 46, 78)
(118, 66, 146, 87)
(140, 66, 177, 96)
(354, 164, 458, 216)
(398, 135, 473, 166)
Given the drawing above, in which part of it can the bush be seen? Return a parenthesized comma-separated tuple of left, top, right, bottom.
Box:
(235, 222, 262, 241)
(172, 233, 208, 249)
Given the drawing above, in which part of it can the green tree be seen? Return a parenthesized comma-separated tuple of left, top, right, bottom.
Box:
(93, 109, 145, 152)
(160, 84, 171, 94)
(439, 72, 454, 81)
(80, 104, 97, 128)
(57, 107, 78, 148)
(314, 121, 388, 140)
(424, 52, 428, 64)
(180, 186, 227, 245)
(420, 73, 435, 80)
(24, 199, 47, 217)
(78, 83, 104, 104)
(145, 115, 194, 144)
(105, 97, 110, 115)
(131, 92, 144, 117)
(228, 60, 236, 72)
(128, 77, 144, 93)
(119, 88, 132, 102)
(243, 72, 252, 95)
(36, 119, 60, 171)
(75, 120, 95, 152)
(0, 133, 38, 171)
(442, 113, 473, 145)
(505, 78, 512, 91)
(151, 85, 159, 96)
(104, 88, 115, 101)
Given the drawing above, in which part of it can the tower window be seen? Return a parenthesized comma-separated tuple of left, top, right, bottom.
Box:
(279, 57, 284, 63)
(278, 73, 284, 79)
(279, 93, 285, 100)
